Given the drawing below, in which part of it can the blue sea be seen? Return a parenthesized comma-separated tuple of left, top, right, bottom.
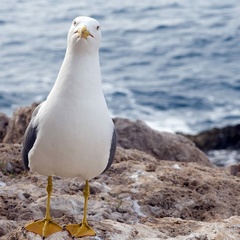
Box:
(0, 0, 240, 137)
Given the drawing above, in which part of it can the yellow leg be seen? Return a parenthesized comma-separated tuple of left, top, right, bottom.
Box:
(65, 180, 96, 238)
(24, 176, 62, 238)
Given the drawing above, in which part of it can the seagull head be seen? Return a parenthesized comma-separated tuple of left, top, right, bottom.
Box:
(67, 16, 101, 53)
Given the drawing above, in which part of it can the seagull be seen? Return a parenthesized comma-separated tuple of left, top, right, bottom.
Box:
(22, 16, 117, 239)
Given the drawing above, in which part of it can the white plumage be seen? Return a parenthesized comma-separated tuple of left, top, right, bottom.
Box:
(23, 16, 115, 180)
(22, 16, 116, 239)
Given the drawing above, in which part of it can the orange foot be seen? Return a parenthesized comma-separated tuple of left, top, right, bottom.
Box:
(65, 222, 96, 238)
(25, 218, 62, 238)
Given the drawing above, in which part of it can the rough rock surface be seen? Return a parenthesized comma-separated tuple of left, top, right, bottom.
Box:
(1, 146, 240, 239)
(2, 103, 38, 144)
(0, 113, 9, 142)
(0, 143, 23, 175)
(0, 105, 240, 239)
(114, 118, 212, 167)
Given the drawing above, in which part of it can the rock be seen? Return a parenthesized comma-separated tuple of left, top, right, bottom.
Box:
(0, 105, 212, 167)
(0, 220, 18, 238)
(0, 143, 23, 174)
(0, 105, 239, 238)
(0, 113, 9, 142)
(228, 163, 240, 177)
(3, 103, 38, 144)
(182, 124, 240, 151)
(112, 148, 240, 221)
(1, 145, 240, 239)
(114, 118, 212, 167)
(2, 217, 240, 240)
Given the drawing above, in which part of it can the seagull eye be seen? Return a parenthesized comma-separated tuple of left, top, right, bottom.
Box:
(96, 26, 100, 31)
(73, 20, 77, 26)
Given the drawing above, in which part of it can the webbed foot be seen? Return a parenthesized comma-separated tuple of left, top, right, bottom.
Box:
(65, 222, 96, 238)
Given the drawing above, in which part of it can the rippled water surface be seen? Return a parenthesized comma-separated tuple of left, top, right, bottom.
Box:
(0, 0, 240, 134)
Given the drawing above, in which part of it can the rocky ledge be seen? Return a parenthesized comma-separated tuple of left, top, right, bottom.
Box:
(0, 105, 240, 239)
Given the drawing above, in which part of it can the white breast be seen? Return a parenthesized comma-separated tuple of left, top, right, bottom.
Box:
(29, 96, 114, 180)
(28, 37, 114, 179)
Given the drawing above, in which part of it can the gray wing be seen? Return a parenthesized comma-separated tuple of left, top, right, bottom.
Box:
(22, 104, 42, 170)
(102, 127, 117, 173)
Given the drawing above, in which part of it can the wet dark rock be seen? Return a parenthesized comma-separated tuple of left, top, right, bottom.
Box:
(182, 124, 240, 151)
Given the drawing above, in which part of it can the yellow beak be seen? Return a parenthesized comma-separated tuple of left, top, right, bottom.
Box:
(77, 25, 92, 39)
